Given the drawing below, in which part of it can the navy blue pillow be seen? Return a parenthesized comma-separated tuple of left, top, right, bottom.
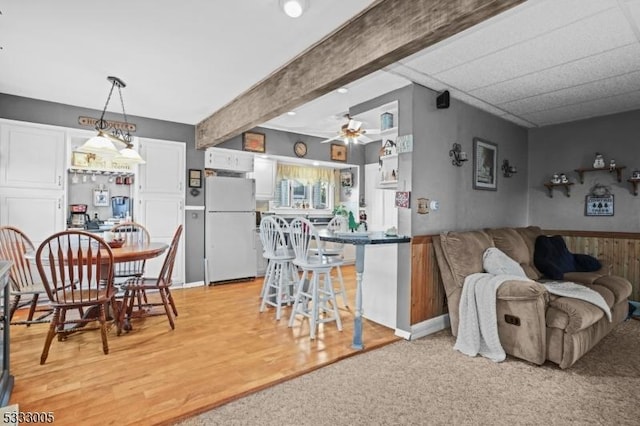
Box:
(534, 235, 601, 280)
(573, 253, 602, 273)
(534, 235, 576, 280)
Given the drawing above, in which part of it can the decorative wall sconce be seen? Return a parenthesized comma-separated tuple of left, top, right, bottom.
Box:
(502, 159, 517, 177)
(449, 143, 468, 166)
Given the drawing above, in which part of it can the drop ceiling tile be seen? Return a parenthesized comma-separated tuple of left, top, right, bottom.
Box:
(436, 7, 636, 92)
(626, 0, 640, 26)
(401, 0, 617, 75)
(523, 89, 640, 125)
(501, 70, 640, 115)
(471, 44, 640, 105)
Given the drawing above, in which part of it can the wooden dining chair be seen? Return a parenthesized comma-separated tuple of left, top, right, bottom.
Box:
(35, 230, 117, 364)
(117, 225, 183, 334)
(109, 221, 151, 279)
(0, 226, 53, 325)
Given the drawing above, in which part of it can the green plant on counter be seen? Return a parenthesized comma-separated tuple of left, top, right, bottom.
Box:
(332, 204, 348, 217)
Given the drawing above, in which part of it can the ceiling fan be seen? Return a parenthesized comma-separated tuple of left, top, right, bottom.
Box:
(320, 114, 380, 144)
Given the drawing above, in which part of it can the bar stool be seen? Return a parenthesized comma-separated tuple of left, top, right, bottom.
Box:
(288, 217, 343, 339)
(310, 215, 349, 308)
(259, 216, 296, 320)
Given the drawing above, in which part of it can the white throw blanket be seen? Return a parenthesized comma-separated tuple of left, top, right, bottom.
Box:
(542, 281, 611, 321)
(454, 273, 526, 362)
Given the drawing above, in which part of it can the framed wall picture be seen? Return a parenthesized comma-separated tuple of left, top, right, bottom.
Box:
(473, 137, 498, 191)
(585, 195, 614, 216)
(340, 171, 353, 187)
(331, 144, 347, 162)
(188, 169, 202, 188)
(242, 131, 266, 153)
(93, 189, 109, 207)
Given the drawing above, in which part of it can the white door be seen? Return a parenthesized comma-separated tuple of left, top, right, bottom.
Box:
(136, 138, 185, 283)
(0, 121, 66, 190)
(365, 163, 398, 231)
(0, 189, 65, 246)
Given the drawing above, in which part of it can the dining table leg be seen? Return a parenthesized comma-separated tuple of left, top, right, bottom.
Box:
(352, 244, 365, 350)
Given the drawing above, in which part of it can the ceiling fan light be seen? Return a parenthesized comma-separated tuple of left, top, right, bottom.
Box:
(343, 137, 349, 145)
(280, 0, 307, 18)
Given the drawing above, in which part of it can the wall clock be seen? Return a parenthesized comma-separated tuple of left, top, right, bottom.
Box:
(294, 141, 307, 157)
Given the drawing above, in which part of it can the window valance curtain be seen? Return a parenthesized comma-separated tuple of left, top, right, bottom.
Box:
(276, 164, 335, 185)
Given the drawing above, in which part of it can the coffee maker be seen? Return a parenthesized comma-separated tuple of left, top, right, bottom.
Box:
(69, 204, 90, 228)
(111, 196, 132, 219)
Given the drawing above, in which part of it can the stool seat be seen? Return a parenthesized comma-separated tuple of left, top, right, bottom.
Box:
(288, 217, 343, 340)
(259, 216, 298, 320)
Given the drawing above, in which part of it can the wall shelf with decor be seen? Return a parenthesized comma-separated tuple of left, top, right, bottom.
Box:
(378, 153, 398, 188)
(544, 182, 574, 198)
(627, 178, 640, 196)
(574, 166, 626, 184)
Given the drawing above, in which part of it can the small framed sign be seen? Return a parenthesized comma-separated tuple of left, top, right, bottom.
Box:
(395, 191, 411, 208)
(585, 195, 614, 216)
(242, 131, 266, 153)
(93, 189, 109, 207)
(331, 144, 347, 162)
(188, 169, 202, 188)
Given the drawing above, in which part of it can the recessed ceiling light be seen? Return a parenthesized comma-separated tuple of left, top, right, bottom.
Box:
(312, 161, 320, 166)
(287, 111, 297, 116)
(279, 0, 308, 18)
(337, 87, 348, 94)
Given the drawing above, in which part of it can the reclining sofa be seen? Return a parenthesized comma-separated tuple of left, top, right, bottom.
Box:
(433, 226, 632, 369)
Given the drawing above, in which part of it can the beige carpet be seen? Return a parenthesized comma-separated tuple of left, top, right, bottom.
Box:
(176, 320, 640, 426)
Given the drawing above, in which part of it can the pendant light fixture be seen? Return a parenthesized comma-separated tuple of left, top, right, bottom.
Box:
(78, 76, 145, 164)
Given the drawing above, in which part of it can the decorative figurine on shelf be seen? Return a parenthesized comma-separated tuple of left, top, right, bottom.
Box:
(551, 173, 561, 184)
(560, 173, 569, 183)
(348, 211, 358, 232)
(593, 153, 605, 169)
(609, 159, 616, 171)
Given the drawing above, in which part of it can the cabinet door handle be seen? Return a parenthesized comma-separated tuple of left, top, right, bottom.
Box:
(58, 198, 61, 209)
(58, 176, 62, 186)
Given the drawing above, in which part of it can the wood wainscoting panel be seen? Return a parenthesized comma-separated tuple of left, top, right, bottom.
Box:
(410, 236, 447, 324)
(546, 230, 640, 301)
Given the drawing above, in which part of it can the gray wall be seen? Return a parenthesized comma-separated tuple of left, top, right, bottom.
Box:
(528, 109, 640, 231)
(410, 84, 529, 235)
(219, 126, 365, 166)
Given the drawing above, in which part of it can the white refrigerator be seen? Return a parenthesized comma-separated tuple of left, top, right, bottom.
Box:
(205, 176, 257, 283)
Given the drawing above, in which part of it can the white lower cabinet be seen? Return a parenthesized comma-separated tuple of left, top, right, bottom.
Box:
(0, 189, 65, 246)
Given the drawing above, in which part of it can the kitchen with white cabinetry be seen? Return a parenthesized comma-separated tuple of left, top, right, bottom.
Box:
(205, 147, 254, 173)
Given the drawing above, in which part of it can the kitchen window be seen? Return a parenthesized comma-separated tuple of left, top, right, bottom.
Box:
(274, 164, 335, 210)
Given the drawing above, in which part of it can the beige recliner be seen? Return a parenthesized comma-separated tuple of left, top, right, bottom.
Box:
(433, 226, 632, 369)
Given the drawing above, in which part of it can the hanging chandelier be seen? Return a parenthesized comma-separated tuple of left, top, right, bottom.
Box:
(78, 76, 145, 164)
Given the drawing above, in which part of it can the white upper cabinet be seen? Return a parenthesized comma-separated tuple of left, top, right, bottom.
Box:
(0, 122, 66, 190)
(205, 147, 254, 173)
(138, 138, 185, 196)
(251, 157, 276, 200)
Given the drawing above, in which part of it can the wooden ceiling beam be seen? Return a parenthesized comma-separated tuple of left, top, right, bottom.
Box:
(196, 0, 525, 149)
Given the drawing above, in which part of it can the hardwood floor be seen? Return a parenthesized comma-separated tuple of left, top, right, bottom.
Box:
(8, 265, 399, 425)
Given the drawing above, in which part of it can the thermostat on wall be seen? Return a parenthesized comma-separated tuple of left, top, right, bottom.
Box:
(429, 200, 440, 211)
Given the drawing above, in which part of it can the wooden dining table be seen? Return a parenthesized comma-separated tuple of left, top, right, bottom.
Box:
(25, 241, 169, 330)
